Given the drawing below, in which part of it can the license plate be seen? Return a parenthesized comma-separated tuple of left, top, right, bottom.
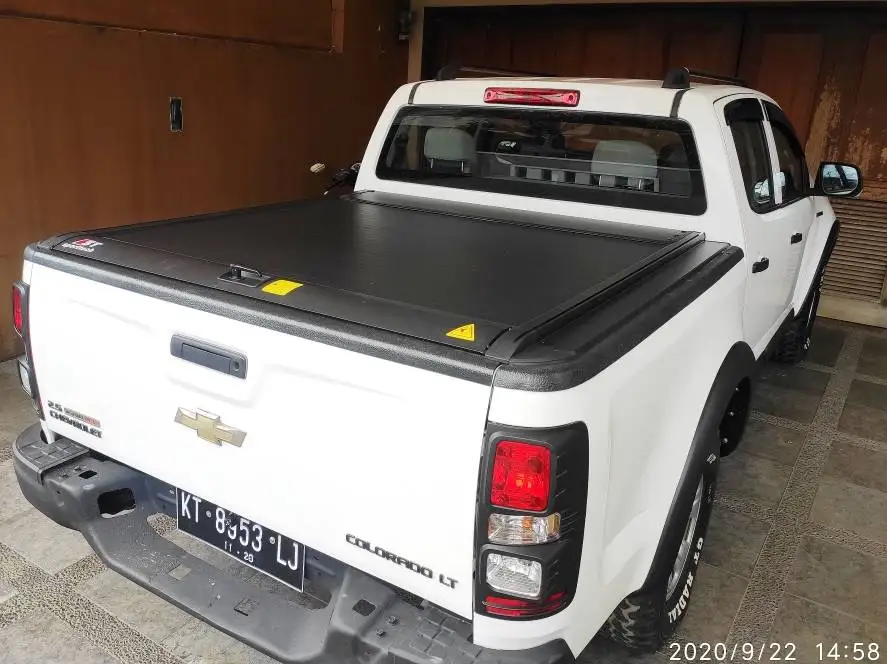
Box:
(176, 489, 305, 591)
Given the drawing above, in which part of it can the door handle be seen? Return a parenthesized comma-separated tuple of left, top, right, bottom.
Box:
(790, 232, 803, 244)
(752, 257, 770, 274)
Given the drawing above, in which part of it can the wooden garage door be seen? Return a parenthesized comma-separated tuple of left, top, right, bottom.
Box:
(423, 5, 887, 306)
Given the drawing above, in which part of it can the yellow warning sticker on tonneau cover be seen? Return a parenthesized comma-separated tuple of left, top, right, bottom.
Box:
(262, 279, 303, 296)
(446, 323, 476, 342)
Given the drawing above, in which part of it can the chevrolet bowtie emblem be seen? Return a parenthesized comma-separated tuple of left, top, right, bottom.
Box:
(174, 408, 246, 447)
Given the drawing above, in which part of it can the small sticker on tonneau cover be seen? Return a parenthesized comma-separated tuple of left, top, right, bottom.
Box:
(262, 279, 303, 296)
(445, 323, 476, 342)
(61, 238, 103, 253)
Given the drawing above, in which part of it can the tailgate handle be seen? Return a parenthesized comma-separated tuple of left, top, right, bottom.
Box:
(170, 336, 247, 379)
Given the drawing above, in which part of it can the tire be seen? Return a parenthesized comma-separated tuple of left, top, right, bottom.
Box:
(771, 317, 811, 364)
(603, 450, 719, 653)
(773, 264, 825, 365)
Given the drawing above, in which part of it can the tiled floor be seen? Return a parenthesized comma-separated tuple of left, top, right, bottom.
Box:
(0, 320, 886, 663)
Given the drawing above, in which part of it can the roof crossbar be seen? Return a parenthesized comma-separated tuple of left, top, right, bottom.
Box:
(435, 64, 556, 80)
(662, 67, 746, 89)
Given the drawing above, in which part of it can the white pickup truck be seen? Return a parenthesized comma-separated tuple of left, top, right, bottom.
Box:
(11, 67, 862, 663)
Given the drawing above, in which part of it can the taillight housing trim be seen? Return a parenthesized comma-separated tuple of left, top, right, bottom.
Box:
(11, 281, 43, 418)
(475, 422, 589, 620)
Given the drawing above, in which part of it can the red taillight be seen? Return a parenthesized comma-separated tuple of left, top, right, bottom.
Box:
(483, 87, 580, 107)
(484, 592, 567, 617)
(491, 440, 551, 512)
(12, 285, 23, 338)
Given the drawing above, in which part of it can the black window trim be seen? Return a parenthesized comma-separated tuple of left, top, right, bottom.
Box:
(725, 96, 814, 216)
(726, 97, 775, 215)
(375, 105, 708, 216)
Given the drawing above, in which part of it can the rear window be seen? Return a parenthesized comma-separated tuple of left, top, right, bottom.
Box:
(377, 106, 706, 215)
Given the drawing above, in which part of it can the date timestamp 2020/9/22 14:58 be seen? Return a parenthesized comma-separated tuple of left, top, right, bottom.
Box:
(667, 642, 880, 661)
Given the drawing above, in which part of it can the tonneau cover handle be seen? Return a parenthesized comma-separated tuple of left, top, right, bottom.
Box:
(170, 335, 247, 379)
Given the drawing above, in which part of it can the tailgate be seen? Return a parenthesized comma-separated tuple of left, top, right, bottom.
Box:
(27, 263, 491, 618)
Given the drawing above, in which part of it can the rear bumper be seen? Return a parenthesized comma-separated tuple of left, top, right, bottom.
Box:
(13, 423, 573, 664)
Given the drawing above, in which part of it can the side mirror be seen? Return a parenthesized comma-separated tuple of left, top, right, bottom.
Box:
(815, 162, 863, 198)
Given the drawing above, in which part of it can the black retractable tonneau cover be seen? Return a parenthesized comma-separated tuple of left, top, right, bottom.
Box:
(50, 193, 703, 358)
(50, 193, 709, 360)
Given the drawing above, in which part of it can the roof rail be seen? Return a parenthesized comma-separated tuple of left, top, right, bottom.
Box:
(662, 67, 746, 89)
(435, 64, 556, 81)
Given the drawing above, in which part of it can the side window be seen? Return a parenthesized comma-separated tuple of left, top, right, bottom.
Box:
(725, 99, 772, 212)
(764, 102, 809, 205)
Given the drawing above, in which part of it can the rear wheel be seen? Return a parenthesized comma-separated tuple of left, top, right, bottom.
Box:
(603, 449, 718, 652)
(773, 269, 824, 365)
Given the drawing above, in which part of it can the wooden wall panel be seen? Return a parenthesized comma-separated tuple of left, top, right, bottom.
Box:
(742, 31, 824, 144)
(423, 6, 743, 80)
(0, 2, 407, 359)
(583, 23, 665, 79)
(844, 32, 887, 189)
(0, 0, 335, 49)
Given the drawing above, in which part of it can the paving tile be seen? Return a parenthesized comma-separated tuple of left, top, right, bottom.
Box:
(718, 450, 792, 508)
(741, 419, 806, 466)
(77, 569, 189, 643)
(787, 536, 887, 627)
(751, 385, 823, 424)
(844, 379, 887, 411)
(839, 404, 887, 443)
(810, 477, 887, 545)
(674, 563, 748, 643)
(577, 635, 670, 663)
(751, 365, 829, 424)
(0, 370, 37, 441)
(0, 508, 92, 574)
(756, 364, 831, 396)
(808, 325, 847, 368)
(770, 593, 887, 663)
(858, 336, 887, 379)
(823, 441, 887, 493)
(704, 506, 770, 578)
(0, 460, 32, 525)
(0, 608, 118, 664)
(837, 381, 887, 442)
(162, 618, 277, 664)
(0, 580, 15, 605)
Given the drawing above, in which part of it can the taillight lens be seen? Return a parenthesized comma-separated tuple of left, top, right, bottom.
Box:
(484, 592, 567, 618)
(12, 285, 23, 337)
(486, 553, 542, 598)
(483, 87, 580, 107)
(489, 512, 560, 545)
(491, 441, 551, 511)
